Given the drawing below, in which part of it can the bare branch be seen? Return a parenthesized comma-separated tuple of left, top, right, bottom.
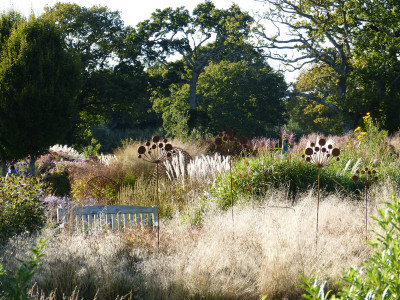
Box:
(286, 89, 344, 117)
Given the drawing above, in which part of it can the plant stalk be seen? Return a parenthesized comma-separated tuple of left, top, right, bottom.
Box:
(156, 163, 160, 250)
(316, 167, 321, 250)
(230, 156, 234, 241)
(365, 185, 368, 241)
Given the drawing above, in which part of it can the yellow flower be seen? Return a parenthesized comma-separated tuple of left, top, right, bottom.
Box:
(363, 112, 371, 120)
(354, 126, 362, 132)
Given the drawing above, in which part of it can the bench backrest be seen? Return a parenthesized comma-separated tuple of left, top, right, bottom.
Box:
(57, 205, 158, 234)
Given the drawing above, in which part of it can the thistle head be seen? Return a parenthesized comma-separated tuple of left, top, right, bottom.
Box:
(302, 138, 340, 168)
(214, 129, 249, 156)
(352, 167, 379, 188)
(138, 136, 175, 164)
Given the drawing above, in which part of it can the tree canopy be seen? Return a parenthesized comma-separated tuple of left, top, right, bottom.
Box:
(0, 14, 81, 169)
(130, 0, 255, 110)
(42, 3, 149, 148)
(151, 58, 287, 137)
(257, 0, 400, 133)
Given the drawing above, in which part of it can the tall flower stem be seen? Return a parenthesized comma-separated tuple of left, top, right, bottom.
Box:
(352, 167, 378, 242)
(365, 185, 368, 241)
(214, 129, 249, 242)
(156, 163, 160, 249)
(229, 156, 234, 241)
(137, 136, 175, 251)
(316, 167, 321, 249)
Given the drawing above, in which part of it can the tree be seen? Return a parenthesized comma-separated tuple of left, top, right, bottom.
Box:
(0, 14, 81, 174)
(43, 3, 149, 148)
(257, 0, 360, 131)
(152, 59, 287, 137)
(352, 0, 400, 132)
(285, 64, 344, 135)
(257, 0, 400, 132)
(196, 59, 287, 137)
(130, 1, 254, 110)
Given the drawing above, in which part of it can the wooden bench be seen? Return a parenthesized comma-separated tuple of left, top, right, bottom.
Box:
(57, 205, 158, 234)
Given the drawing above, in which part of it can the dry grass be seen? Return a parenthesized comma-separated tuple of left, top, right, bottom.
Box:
(2, 183, 393, 300)
(114, 138, 209, 180)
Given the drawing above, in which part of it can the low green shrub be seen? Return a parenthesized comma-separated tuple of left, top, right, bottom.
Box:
(0, 176, 46, 240)
(300, 194, 400, 299)
(0, 238, 47, 299)
(44, 171, 71, 197)
(212, 154, 362, 209)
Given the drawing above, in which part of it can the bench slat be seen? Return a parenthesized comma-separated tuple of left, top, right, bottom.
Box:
(57, 205, 158, 234)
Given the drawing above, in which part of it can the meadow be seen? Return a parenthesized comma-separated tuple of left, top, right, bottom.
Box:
(1, 118, 400, 299)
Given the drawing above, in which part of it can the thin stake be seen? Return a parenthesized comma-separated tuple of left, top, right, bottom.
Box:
(229, 156, 234, 241)
(316, 167, 321, 250)
(156, 163, 160, 250)
(365, 185, 368, 241)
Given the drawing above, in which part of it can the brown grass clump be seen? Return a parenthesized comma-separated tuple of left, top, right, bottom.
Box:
(68, 159, 126, 204)
(114, 138, 209, 180)
(1, 185, 385, 300)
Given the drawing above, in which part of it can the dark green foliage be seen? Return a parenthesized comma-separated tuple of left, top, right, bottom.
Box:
(195, 59, 287, 137)
(152, 59, 287, 138)
(44, 172, 71, 197)
(0, 176, 45, 240)
(212, 155, 362, 209)
(43, 3, 151, 148)
(0, 15, 81, 161)
(0, 10, 25, 53)
(0, 238, 47, 300)
(131, 1, 254, 111)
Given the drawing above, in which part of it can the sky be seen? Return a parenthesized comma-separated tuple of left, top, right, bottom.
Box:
(0, 0, 298, 82)
(0, 0, 269, 27)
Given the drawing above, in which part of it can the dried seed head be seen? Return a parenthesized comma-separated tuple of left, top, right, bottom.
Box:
(138, 146, 146, 155)
(305, 148, 313, 155)
(240, 136, 248, 145)
(319, 139, 326, 146)
(352, 175, 359, 182)
(152, 136, 160, 143)
(332, 148, 340, 156)
(215, 137, 222, 146)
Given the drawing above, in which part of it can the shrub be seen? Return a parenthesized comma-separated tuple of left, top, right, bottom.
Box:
(300, 194, 400, 299)
(0, 239, 47, 300)
(212, 154, 362, 209)
(0, 176, 46, 240)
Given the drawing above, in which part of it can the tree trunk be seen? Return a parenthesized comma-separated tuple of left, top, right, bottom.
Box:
(1, 161, 6, 177)
(29, 156, 36, 177)
(189, 71, 200, 109)
(341, 119, 355, 133)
